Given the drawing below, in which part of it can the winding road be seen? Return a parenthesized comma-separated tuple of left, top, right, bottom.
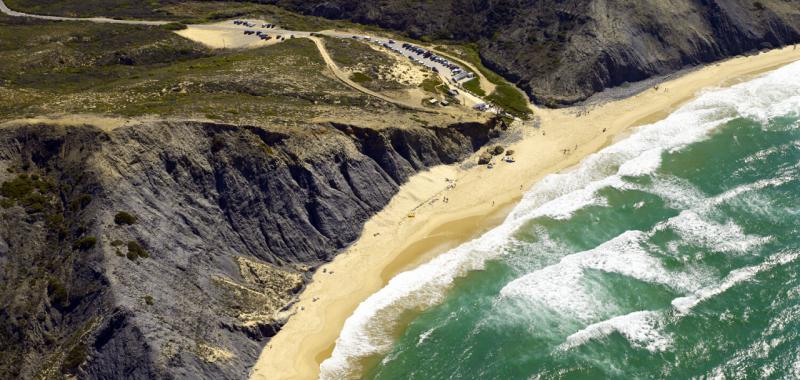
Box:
(308, 36, 431, 111)
(0, 0, 167, 25)
(0, 0, 471, 113)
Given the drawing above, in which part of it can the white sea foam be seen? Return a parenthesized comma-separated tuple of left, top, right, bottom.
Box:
(672, 251, 800, 314)
(712, 175, 795, 206)
(319, 60, 800, 380)
(656, 210, 772, 253)
(499, 230, 696, 320)
(558, 311, 671, 352)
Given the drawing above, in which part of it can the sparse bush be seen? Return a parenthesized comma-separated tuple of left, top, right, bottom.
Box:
(210, 135, 225, 152)
(62, 343, 88, 374)
(144, 295, 154, 305)
(111, 239, 124, 247)
(114, 211, 137, 225)
(1, 174, 35, 199)
(127, 240, 149, 259)
(69, 194, 92, 211)
(47, 278, 69, 307)
(349, 72, 372, 83)
(72, 236, 97, 251)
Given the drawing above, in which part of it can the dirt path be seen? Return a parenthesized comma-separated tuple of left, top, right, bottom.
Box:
(0, 0, 167, 25)
(0, 1, 432, 112)
(309, 36, 431, 112)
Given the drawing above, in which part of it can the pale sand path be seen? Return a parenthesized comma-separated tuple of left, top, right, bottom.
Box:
(250, 44, 800, 380)
(0, 0, 166, 25)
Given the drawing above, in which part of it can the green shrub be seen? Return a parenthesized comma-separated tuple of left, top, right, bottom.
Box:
(349, 72, 372, 83)
(62, 343, 87, 374)
(110, 239, 124, 247)
(420, 77, 443, 94)
(462, 78, 486, 97)
(22, 192, 49, 214)
(72, 236, 97, 251)
(487, 84, 531, 119)
(0, 174, 35, 199)
(69, 194, 92, 211)
(47, 278, 69, 307)
(143, 295, 154, 305)
(114, 211, 137, 225)
(127, 240, 149, 259)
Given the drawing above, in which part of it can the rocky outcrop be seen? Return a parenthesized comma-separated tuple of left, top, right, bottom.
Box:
(0, 118, 498, 379)
(269, 0, 800, 105)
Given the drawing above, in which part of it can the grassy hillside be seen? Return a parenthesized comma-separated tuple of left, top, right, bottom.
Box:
(0, 14, 382, 124)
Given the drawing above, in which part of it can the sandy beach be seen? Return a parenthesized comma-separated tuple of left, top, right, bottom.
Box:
(250, 45, 800, 380)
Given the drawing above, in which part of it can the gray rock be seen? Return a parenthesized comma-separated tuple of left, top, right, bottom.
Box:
(0, 117, 499, 379)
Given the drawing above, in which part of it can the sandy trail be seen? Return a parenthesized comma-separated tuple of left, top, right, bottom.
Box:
(173, 22, 437, 112)
(250, 44, 800, 380)
(0, 2, 488, 114)
(0, 0, 166, 25)
(309, 37, 432, 112)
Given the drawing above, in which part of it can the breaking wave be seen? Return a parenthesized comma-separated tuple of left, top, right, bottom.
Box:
(319, 60, 800, 380)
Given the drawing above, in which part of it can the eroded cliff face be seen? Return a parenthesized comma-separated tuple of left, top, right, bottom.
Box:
(270, 0, 800, 105)
(0, 118, 499, 379)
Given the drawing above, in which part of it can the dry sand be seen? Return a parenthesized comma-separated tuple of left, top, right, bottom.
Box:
(176, 21, 287, 49)
(250, 45, 800, 380)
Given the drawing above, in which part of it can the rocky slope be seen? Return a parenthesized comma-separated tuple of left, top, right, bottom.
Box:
(0, 118, 501, 379)
(269, 0, 800, 105)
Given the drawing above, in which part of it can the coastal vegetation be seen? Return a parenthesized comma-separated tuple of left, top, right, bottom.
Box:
(0, 14, 377, 124)
(114, 211, 137, 225)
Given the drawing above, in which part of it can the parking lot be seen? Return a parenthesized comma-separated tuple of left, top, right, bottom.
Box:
(214, 21, 495, 111)
(320, 32, 490, 109)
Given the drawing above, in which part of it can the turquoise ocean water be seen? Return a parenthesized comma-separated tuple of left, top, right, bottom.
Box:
(320, 61, 800, 380)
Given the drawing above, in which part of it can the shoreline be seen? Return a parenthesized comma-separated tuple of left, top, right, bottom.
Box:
(250, 45, 800, 380)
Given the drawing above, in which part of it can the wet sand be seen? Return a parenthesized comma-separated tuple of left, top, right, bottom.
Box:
(250, 44, 800, 380)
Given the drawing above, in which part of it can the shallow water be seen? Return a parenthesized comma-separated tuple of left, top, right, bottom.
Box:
(321, 61, 800, 380)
